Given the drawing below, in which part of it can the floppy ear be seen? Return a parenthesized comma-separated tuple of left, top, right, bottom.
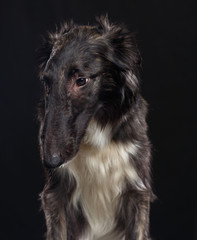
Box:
(37, 34, 55, 78)
(37, 21, 74, 78)
(96, 15, 141, 69)
(97, 15, 142, 100)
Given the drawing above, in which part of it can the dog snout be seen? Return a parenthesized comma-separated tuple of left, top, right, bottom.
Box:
(44, 153, 63, 168)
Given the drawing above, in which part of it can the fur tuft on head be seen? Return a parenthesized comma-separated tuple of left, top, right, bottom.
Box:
(96, 14, 112, 31)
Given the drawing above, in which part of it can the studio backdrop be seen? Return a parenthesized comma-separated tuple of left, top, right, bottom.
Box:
(0, 0, 196, 239)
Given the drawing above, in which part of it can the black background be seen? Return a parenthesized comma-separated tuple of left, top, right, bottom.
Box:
(0, 0, 197, 239)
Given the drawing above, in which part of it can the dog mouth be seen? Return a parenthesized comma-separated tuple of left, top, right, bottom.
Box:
(41, 100, 97, 169)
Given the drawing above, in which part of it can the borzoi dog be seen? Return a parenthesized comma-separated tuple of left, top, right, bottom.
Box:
(38, 16, 153, 240)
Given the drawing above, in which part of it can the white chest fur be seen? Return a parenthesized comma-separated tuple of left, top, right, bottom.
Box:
(58, 120, 143, 239)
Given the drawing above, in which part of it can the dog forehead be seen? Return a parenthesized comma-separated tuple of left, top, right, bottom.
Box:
(59, 41, 93, 63)
(43, 26, 108, 78)
(50, 41, 104, 75)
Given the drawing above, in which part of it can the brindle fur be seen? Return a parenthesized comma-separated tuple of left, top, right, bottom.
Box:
(38, 16, 153, 240)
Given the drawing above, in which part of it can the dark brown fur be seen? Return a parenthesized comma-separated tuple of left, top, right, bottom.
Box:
(38, 16, 153, 240)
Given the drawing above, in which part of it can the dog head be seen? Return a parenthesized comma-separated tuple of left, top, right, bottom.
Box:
(38, 16, 142, 168)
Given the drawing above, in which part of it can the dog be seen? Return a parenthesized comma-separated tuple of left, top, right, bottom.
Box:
(38, 16, 153, 240)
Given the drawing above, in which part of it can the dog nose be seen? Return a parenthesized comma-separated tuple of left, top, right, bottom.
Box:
(44, 153, 63, 168)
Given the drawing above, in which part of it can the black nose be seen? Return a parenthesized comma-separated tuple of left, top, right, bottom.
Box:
(44, 154, 63, 168)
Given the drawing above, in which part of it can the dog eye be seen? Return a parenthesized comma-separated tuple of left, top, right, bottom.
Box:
(76, 78, 89, 87)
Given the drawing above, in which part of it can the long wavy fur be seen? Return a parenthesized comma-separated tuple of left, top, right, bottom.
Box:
(38, 16, 153, 240)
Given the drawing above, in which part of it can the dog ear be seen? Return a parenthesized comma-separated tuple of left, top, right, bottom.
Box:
(37, 21, 74, 78)
(108, 29, 141, 73)
(97, 15, 141, 82)
(37, 33, 55, 78)
(96, 15, 141, 67)
(108, 29, 142, 102)
(97, 16, 142, 102)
